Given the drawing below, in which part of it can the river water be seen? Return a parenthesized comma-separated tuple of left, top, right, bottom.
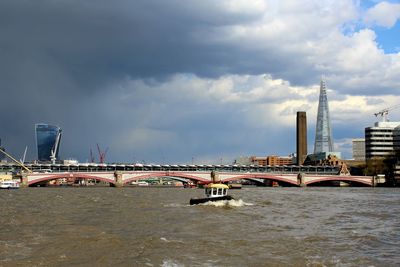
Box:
(0, 187, 399, 267)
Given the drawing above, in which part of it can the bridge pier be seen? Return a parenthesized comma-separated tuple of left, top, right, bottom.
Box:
(18, 173, 29, 188)
(297, 173, 306, 187)
(113, 171, 124, 187)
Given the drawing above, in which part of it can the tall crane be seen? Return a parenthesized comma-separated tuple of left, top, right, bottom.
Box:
(374, 104, 400, 122)
(96, 144, 108, 164)
(0, 148, 32, 173)
(50, 130, 62, 164)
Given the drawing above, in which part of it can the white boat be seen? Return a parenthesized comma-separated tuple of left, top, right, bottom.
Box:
(190, 183, 233, 205)
(0, 180, 20, 189)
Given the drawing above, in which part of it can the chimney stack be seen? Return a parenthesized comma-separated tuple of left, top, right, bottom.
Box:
(296, 111, 307, 165)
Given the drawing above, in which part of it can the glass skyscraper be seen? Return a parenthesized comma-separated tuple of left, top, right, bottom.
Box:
(314, 79, 334, 154)
(35, 123, 62, 162)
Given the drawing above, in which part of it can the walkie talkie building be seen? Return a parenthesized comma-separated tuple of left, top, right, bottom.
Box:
(314, 79, 334, 154)
(35, 123, 62, 162)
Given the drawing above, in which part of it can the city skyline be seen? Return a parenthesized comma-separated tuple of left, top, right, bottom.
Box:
(0, 0, 399, 163)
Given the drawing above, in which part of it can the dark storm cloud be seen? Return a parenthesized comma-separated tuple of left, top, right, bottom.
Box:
(0, 0, 270, 85)
(0, 0, 297, 161)
(1, 1, 397, 162)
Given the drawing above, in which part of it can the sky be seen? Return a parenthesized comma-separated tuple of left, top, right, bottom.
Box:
(0, 0, 399, 164)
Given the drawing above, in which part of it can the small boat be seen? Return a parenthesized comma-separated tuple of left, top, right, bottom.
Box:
(190, 183, 233, 205)
(137, 181, 149, 186)
(0, 180, 20, 189)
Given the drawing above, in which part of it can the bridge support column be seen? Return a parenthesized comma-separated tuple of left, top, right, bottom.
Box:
(297, 173, 306, 187)
(20, 173, 29, 188)
(113, 171, 123, 187)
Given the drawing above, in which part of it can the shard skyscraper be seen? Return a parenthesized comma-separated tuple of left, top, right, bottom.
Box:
(314, 79, 334, 154)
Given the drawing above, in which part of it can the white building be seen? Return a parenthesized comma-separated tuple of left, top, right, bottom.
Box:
(365, 121, 400, 160)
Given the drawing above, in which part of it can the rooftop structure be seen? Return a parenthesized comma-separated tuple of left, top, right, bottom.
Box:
(314, 79, 334, 154)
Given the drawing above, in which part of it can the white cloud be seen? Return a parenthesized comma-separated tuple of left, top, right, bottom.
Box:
(364, 1, 400, 28)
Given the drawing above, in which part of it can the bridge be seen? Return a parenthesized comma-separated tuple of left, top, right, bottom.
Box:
(0, 162, 375, 187)
(13, 166, 375, 187)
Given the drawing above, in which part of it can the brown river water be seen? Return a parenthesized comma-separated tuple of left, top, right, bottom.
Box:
(0, 187, 399, 267)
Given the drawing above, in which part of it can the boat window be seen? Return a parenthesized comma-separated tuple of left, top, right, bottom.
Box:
(212, 188, 218, 195)
(217, 188, 223, 195)
(223, 189, 227, 195)
(206, 188, 211, 196)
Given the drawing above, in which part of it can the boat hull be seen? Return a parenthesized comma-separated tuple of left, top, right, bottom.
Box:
(190, 195, 233, 205)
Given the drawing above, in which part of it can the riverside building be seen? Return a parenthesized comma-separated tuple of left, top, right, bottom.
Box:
(352, 138, 365, 161)
(365, 121, 400, 160)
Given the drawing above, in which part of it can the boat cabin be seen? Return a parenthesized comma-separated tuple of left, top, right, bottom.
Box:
(205, 183, 229, 198)
(0, 180, 20, 189)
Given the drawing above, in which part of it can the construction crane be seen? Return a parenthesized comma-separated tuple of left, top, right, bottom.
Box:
(96, 144, 109, 164)
(374, 104, 400, 122)
(50, 130, 62, 164)
(89, 148, 95, 163)
(0, 148, 32, 173)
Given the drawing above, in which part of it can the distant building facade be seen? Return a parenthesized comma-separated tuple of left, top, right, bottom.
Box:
(304, 152, 342, 166)
(35, 124, 62, 162)
(314, 79, 334, 154)
(250, 155, 293, 166)
(365, 121, 400, 160)
(233, 156, 252, 165)
(352, 138, 365, 161)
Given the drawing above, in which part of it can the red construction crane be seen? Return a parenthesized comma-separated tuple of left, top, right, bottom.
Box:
(96, 144, 109, 164)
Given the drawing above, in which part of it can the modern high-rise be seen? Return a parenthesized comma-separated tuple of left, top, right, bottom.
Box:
(296, 111, 307, 165)
(35, 124, 62, 162)
(365, 121, 400, 160)
(314, 79, 334, 154)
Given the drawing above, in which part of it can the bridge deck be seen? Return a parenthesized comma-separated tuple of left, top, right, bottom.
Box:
(1, 163, 339, 175)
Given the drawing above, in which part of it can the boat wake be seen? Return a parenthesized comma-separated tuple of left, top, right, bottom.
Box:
(199, 199, 253, 207)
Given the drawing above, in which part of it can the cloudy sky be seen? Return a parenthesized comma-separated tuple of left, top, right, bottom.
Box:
(1, 0, 399, 164)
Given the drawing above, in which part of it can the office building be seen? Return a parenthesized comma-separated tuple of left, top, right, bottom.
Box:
(352, 138, 365, 161)
(365, 121, 400, 160)
(314, 79, 334, 154)
(35, 123, 62, 162)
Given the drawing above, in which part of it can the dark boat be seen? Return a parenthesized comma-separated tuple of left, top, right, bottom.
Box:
(190, 183, 233, 205)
